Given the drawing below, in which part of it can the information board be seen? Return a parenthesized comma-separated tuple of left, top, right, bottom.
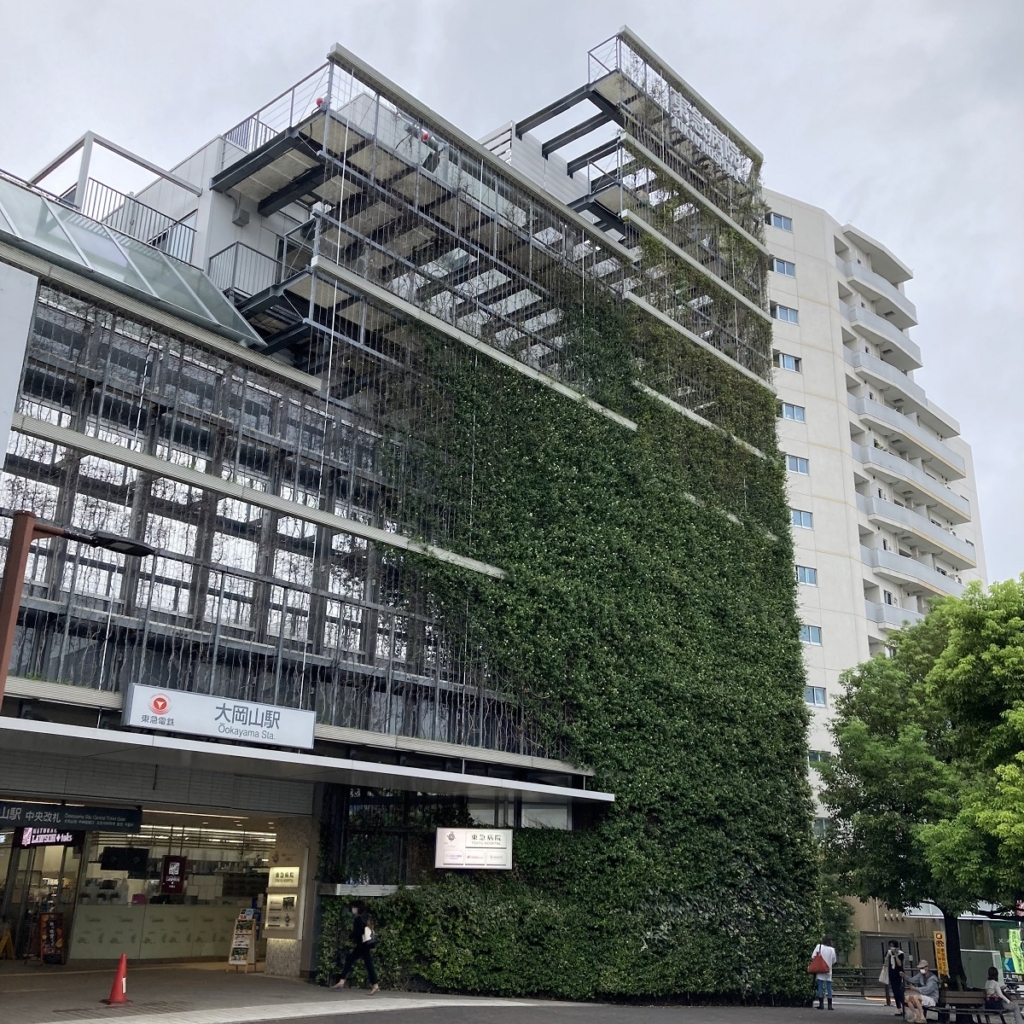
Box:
(264, 892, 300, 934)
(0, 802, 141, 832)
(434, 828, 513, 870)
(160, 855, 187, 895)
(38, 912, 65, 964)
(933, 930, 950, 978)
(227, 910, 257, 968)
(1009, 928, 1023, 973)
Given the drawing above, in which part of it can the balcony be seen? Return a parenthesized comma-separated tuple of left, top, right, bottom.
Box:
(861, 545, 964, 599)
(842, 302, 922, 371)
(839, 259, 917, 328)
(857, 494, 977, 568)
(845, 349, 959, 437)
(865, 599, 925, 631)
(849, 396, 966, 480)
(852, 444, 970, 524)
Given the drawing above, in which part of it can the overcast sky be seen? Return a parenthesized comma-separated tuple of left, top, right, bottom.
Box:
(1, 0, 1021, 581)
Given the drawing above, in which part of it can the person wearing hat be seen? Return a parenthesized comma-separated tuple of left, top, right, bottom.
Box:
(903, 959, 939, 1023)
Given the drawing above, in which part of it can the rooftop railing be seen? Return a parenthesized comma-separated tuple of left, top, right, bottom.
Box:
(80, 178, 196, 264)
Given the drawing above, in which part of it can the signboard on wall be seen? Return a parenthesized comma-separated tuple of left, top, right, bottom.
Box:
(0, 802, 141, 832)
(15, 828, 84, 848)
(264, 892, 300, 935)
(434, 828, 513, 870)
(123, 684, 315, 749)
(160, 855, 187, 895)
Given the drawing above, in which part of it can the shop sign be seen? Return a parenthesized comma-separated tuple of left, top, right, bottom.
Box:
(160, 855, 187, 895)
(933, 930, 950, 978)
(123, 683, 315, 750)
(15, 827, 84, 847)
(267, 865, 301, 890)
(434, 828, 513, 870)
(0, 801, 141, 832)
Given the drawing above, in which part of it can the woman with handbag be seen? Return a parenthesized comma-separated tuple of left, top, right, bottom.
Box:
(885, 940, 906, 1015)
(332, 902, 379, 995)
(808, 936, 838, 1010)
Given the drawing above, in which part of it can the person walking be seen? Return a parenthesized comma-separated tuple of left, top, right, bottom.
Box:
(885, 940, 906, 1015)
(332, 903, 379, 995)
(811, 936, 838, 1010)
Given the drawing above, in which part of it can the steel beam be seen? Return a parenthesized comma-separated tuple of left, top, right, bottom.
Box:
(541, 113, 611, 158)
(514, 84, 592, 138)
(565, 138, 620, 177)
(258, 161, 329, 216)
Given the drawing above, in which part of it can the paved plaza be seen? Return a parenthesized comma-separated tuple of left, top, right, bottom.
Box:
(0, 961, 900, 1024)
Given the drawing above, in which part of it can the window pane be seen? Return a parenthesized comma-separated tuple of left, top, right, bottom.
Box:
(51, 206, 150, 292)
(0, 180, 84, 266)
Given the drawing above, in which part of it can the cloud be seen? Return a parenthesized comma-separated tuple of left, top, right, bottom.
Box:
(1, 0, 1020, 577)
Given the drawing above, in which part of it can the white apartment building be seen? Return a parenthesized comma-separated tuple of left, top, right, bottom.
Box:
(764, 190, 987, 797)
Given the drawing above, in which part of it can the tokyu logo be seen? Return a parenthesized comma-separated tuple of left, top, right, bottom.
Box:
(149, 694, 170, 715)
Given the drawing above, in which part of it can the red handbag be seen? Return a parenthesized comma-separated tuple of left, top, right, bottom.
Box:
(807, 952, 830, 974)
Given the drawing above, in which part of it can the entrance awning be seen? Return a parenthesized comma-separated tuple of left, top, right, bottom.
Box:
(0, 717, 614, 805)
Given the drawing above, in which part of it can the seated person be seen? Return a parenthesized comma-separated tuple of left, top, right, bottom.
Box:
(985, 966, 1023, 1024)
(904, 960, 940, 1023)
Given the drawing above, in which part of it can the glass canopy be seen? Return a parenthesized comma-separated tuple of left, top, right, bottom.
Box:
(0, 173, 259, 344)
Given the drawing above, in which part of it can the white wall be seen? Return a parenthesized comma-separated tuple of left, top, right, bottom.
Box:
(0, 262, 36, 459)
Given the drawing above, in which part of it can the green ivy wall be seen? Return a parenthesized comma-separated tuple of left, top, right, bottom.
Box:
(317, 286, 817, 1001)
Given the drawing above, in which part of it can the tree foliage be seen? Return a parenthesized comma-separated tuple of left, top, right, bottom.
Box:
(821, 577, 1024, 985)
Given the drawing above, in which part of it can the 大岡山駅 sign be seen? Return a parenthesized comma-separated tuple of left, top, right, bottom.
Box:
(122, 684, 315, 749)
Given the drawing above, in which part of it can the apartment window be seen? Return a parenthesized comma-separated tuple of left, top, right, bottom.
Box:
(812, 817, 829, 839)
(796, 565, 818, 586)
(786, 455, 810, 475)
(771, 303, 799, 324)
(771, 257, 796, 277)
(808, 750, 832, 766)
(774, 352, 802, 372)
(779, 402, 806, 422)
(884, 590, 897, 606)
(800, 624, 823, 645)
(767, 212, 793, 231)
(804, 685, 827, 706)
(791, 508, 813, 529)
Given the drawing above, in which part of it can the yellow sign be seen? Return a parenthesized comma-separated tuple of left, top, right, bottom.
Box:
(933, 930, 950, 978)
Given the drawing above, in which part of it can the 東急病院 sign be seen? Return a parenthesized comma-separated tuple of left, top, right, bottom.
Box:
(434, 828, 513, 870)
(123, 683, 315, 749)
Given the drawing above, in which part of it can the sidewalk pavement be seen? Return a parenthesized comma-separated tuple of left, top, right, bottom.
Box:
(0, 960, 902, 1024)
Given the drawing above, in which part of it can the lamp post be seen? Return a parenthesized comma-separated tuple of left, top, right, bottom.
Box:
(0, 510, 157, 711)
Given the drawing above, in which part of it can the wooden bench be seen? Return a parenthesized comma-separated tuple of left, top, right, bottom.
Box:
(923, 990, 1015, 1023)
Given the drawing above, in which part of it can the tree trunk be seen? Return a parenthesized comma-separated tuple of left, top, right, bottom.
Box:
(939, 907, 968, 991)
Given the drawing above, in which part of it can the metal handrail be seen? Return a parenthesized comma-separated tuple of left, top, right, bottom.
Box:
(208, 242, 281, 298)
(80, 179, 196, 264)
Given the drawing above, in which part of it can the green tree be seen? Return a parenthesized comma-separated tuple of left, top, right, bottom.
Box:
(821, 577, 1024, 988)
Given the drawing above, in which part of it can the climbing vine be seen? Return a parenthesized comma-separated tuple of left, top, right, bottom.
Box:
(317, 273, 816, 1001)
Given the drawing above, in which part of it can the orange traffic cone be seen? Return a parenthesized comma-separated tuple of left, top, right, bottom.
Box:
(101, 953, 132, 1005)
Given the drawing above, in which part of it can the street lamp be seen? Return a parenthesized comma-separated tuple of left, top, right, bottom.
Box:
(0, 510, 157, 711)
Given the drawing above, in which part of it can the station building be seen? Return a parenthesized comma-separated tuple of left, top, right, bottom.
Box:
(0, 30, 811, 991)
